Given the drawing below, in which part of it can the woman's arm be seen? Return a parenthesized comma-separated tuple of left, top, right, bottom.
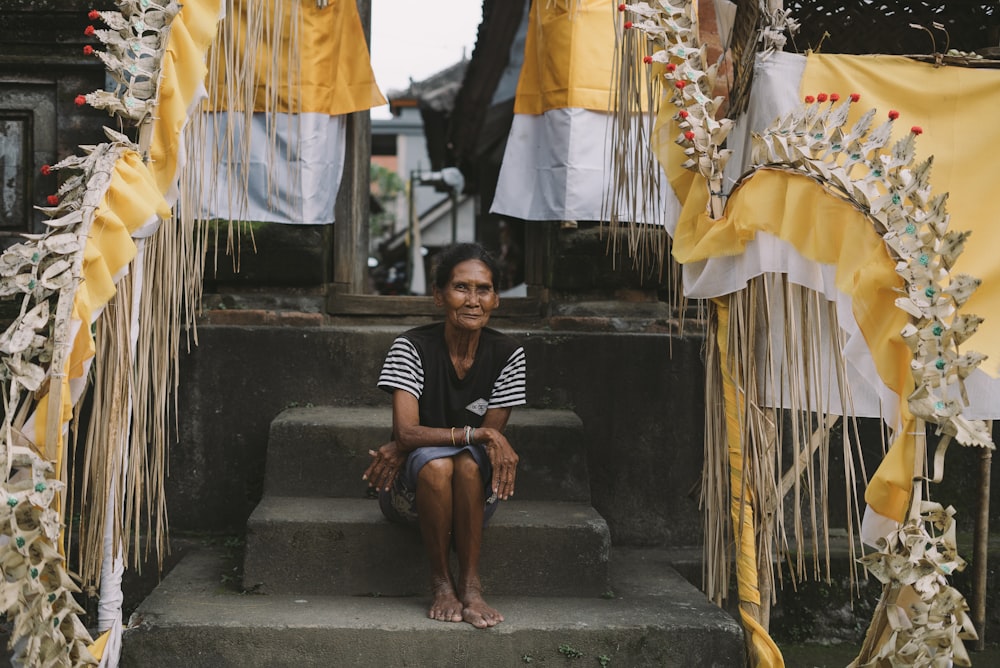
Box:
(375, 392, 519, 500)
(472, 407, 519, 500)
(363, 389, 445, 492)
(391, 389, 466, 452)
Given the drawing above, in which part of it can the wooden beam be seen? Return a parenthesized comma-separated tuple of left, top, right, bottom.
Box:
(331, 0, 373, 296)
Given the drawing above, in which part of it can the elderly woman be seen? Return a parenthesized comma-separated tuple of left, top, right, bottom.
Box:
(364, 243, 526, 629)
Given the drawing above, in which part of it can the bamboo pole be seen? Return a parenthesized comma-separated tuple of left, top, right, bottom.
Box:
(971, 420, 992, 651)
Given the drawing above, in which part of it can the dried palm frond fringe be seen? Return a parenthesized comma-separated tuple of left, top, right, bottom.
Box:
(605, 6, 690, 316)
(702, 277, 871, 608)
(182, 0, 306, 272)
(74, 0, 309, 587)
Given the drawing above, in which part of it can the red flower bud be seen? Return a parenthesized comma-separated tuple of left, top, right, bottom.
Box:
(83, 45, 94, 55)
(624, 21, 633, 29)
(830, 93, 840, 102)
(47, 195, 59, 206)
(643, 56, 653, 64)
(850, 93, 860, 102)
(817, 93, 828, 102)
(675, 80, 687, 89)
(888, 110, 899, 120)
(804, 95, 815, 103)
(40, 164, 51, 176)
(911, 126, 923, 135)
(74, 94, 87, 106)
(665, 63, 676, 72)
(88, 9, 100, 20)
(85, 25, 95, 36)
(618, 3, 626, 10)
(678, 110, 689, 119)
(684, 131, 695, 141)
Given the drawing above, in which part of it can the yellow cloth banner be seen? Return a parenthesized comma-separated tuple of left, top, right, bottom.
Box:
(660, 53, 1000, 526)
(802, 54, 1000, 379)
(150, 0, 222, 197)
(714, 298, 785, 668)
(514, 0, 622, 114)
(209, 0, 386, 116)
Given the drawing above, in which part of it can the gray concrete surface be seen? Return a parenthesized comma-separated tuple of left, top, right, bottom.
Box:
(170, 324, 708, 546)
(265, 406, 591, 502)
(122, 547, 745, 667)
(243, 498, 610, 597)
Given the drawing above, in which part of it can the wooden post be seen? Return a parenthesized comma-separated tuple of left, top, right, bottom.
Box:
(331, 0, 372, 295)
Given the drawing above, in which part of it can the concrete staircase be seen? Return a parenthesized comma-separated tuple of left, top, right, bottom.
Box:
(122, 406, 744, 666)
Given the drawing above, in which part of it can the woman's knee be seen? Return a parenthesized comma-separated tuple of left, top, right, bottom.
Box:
(453, 452, 481, 482)
(418, 457, 455, 491)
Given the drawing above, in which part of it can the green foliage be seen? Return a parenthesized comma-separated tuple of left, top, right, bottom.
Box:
(558, 644, 584, 659)
(370, 163, 404, 239)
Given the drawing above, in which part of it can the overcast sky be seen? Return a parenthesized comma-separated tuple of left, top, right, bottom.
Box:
(368, 1, 484, 118)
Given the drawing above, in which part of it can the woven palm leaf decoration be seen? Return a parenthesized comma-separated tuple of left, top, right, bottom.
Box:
(81, 2, 180, 122)
(0, 0, 223, 664)
(0, 133, 142, 666)
(753, 95, 989, 667)
(616, 2, 992, 667)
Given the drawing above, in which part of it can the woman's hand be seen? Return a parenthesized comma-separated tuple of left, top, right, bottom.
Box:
(477, 427, 519, 500)
(363, 441, 406, 492)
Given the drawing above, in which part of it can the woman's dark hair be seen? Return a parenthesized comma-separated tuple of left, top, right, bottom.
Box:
(433, 243, 500, 292)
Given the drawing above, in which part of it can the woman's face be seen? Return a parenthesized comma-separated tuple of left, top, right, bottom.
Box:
(434, 259, 499, 333)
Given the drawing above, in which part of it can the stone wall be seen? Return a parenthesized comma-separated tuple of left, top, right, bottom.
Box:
(0, 1, 114, 235)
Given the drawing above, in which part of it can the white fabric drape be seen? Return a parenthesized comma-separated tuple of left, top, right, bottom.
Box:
(196, 112, 347, 225)
(492, 108, 681, 224)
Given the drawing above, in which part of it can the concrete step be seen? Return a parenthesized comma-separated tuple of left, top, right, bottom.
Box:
(122, 547, 746, 668)
(264, 406, 591, 502)
(243, 497, 611, 598)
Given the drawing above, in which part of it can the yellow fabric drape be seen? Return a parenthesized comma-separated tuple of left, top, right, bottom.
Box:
(514, 0, 622, 114)
(88, 629, 110, 661)
(150, 0, 224, 196)
(34, 150, 171, 454)
(658, 54, 1000, 527)
(802, 54, 1000, 379)
(714, 297, 785, 668)
(208, 0, 386, 116)
(690, 169, 916, 522)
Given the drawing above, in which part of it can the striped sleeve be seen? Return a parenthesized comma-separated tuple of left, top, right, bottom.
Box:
(377, 337, 423, 398)
(489, 346, 526, 408)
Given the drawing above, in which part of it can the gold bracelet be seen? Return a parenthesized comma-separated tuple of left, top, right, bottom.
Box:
(450, 427, 456, 446)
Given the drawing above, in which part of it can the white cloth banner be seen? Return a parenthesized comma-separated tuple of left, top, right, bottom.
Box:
(492, 107, 681, 224)
(196, 112, 346, 225)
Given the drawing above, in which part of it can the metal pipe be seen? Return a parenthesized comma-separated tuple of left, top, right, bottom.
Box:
(406, 172, 416, 288)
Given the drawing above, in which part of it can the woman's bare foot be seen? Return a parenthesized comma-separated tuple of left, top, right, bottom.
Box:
(459, 585, 504, 628)
(428, 580, 463, 623)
